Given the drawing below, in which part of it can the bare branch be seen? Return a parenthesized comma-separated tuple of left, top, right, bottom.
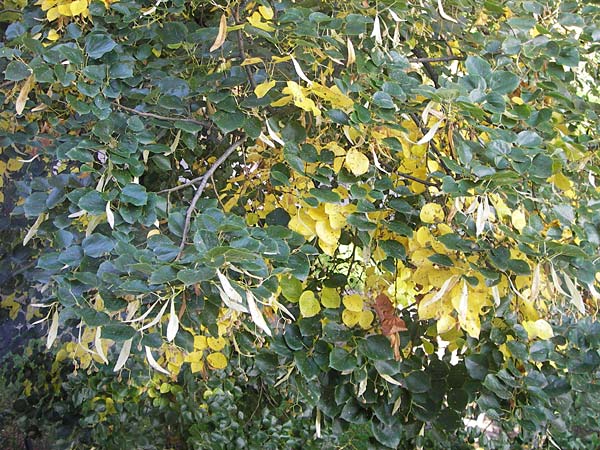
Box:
(113, 102, 210, 128)
(397, 172, 440, 187)
(176, 136, 246, 259)
(409, 55, 464, 63)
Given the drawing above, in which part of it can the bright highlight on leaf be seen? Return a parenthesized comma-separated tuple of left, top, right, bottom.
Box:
(511, 209, 527, 232)
(523, 319, 554, 340)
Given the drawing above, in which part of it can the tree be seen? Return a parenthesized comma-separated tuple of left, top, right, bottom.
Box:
(1, 0, 599, 447)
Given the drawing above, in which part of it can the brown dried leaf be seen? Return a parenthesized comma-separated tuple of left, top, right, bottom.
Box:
(374, 293, 407, 336)
(209, 14, 228, 52)
(16, 75, 35, 115)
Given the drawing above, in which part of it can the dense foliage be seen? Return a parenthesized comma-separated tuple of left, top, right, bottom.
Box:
(1, 0, 600, 448)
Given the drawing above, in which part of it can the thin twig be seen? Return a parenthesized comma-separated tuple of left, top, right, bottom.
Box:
(408, 55, 464, 63)
(235, 6, 257, 91)
(157, 175, 207, 194)
(113, 102, 210, 128)
(397, 172, 439, 187)
(176, 136, 246, 259)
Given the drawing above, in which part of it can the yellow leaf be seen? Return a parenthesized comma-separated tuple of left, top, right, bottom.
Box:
(194, 335, 207, 350)
(320, 287, 341, 308)
(420, 203, 445, 223)
(70, 0, 88, 16)
(299, 291, 321, 317)
(258, 5, 274, 20)
(57, 3, 72, 16)
(47, 29, 60, 41)
(523, 319, 554, 340)
(358, 310, 374, 329)
(247, 11, 275, 32)
(207, 336, 227, 351)
(315, 220, 340, 246)
(210, 14, 228, 52)
(47, 6, 60, 21)
(342, 309, 360, 327)
(511, 209, 526, 232)
(437, 314, 456, 334)
(343, 293, 363, 312)
(241, 57, 263, 66)
(344, 148, 370, 176)
(206, 352, 228, 369)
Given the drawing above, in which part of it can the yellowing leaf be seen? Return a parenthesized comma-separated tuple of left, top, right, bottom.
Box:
(280, 275, 303, 302)
(258, 5, 274, 20)
(210, 14, 228, 52)
(283, 81, 320, 116)
(358, 310, 374, 329)
(47, 6, 60, 21)
(254, 81, 277, 98)
(70, 0, 88, 16)
(207, 336, 227, 351)
(194, 335, 207, 350)
(247, 11, 275, 32)
(206, 352, 228, 369)
(523, 319, 554, 340)
(511, 209, 526, 232)
(320, 287, 341, 308)
(343, 293, 364, 312)
(437, 314, 456, 334)
(57, 3, 72, 16)
(420, 203, 445, 223)
(342, 309, 360, 327)
(344, 148, 370, 176)
(316, 220, 340, 246)
(299, 291, 320, 317)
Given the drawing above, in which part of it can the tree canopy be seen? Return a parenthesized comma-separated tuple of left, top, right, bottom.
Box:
(1, 0, 600, 447)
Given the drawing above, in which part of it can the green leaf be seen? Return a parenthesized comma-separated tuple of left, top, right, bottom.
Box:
(120, 184, 148, 206)
(465, 354, 488, 380)
(405, 371, 431, 393)
(82, 234, 115, 258)
(465, 56, 492, 79)
(329, 347, 357, 372)
(177, 267, 215, 285)
(428, 253, 454, 267)
(212, 110, 244, 134)
(78, 190, 106, 215)
(380, 240, 406, 260)
(358, 335, 394, 361)
(372, 91, 395, 109)
(4, 61, 31, 81)
(101, 323, 136, 342)
(489, 71, 520, 95)
(85, 33, 117, 59)
(371, 419, 401, 448)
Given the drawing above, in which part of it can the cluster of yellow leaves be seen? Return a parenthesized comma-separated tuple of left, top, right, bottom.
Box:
(288, 200, 356, 256)
(293, 285, 373, 330)
(269, 81, 353, 118)
(37, 0, 91, 22)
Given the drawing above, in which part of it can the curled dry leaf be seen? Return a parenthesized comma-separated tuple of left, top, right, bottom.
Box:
(209, 14, 228, 52)
(374, 293, 407, 336)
